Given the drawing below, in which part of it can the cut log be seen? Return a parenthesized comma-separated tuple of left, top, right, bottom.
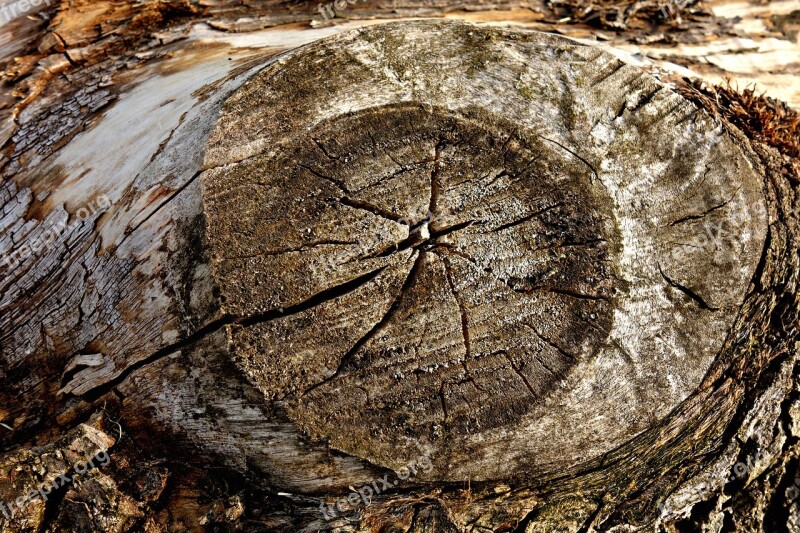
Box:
(1, 6, 799, 533)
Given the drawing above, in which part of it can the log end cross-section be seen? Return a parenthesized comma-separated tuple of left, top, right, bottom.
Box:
(196, 21, 768, 483)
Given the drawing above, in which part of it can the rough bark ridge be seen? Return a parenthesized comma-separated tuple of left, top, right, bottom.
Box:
(0, 8, 798, 533)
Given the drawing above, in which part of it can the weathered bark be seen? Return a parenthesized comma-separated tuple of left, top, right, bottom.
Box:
(0, 2, 799, 532)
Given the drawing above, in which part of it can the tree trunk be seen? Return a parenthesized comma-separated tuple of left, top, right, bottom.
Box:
(1, 1, 799, 532)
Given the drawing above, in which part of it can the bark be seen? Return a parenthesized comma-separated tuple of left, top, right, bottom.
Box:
(0, 1, 799, 532)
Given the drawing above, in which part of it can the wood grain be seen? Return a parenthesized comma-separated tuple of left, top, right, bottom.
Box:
(0, 5, 798, 533)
